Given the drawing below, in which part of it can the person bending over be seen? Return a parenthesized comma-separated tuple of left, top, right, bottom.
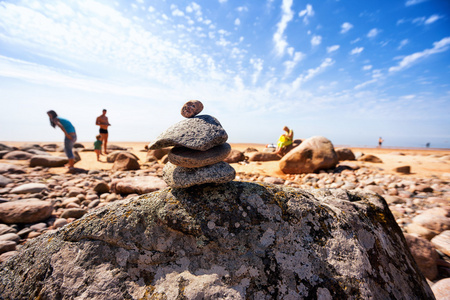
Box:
(47, 110, 77, 169)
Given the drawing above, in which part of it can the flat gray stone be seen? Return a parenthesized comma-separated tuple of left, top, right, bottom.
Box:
(10, 183, 48, 194)
(29, 155, 68, 168)
(163, 161, 235, 188)
(0, 175, 12, 188)
(148, 115, 228, 151)
(168, 143, 231, 168)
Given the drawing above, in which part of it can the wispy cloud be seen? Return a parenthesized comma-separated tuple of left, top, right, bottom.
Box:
(283, 51, 305, 76)
(398, 39, 409, 50)
(298, 4, 314, 24)
(424, 14, 442, 25)
(327, 45, 340, 53)
(273, 0, 294, 56)
(389, 37, 450, 72)
(350, 47, 364, 55)
(250, 58, 264, 84)
(367, 28, 380, 38)
(292, 58, 334, 90)
(340, 22, 353, 34)
(405, 0, 427, 6)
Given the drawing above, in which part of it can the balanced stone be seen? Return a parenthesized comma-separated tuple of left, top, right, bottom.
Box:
(163, 161, 236, 188)
(148, 115, 228, 151)
(181, 100, 204, 118)
(168, 143, 231, 168)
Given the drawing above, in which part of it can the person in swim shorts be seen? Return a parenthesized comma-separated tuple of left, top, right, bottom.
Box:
(96, 109, 111, 154)
(47, 110, 77, 168)
(275, 126, 294, 156)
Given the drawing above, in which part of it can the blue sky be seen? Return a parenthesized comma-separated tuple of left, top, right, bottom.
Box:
(0, 0, 449, 148)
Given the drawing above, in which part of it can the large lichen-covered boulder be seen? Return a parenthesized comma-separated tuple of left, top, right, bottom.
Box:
(0, 182, 433, 299)
(279, 136, 338, 174)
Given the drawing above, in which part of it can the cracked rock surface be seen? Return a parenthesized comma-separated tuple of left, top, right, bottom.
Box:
(0, 182, 433, 299)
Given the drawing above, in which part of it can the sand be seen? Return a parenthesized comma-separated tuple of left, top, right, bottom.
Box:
(1, 141, 449, 179)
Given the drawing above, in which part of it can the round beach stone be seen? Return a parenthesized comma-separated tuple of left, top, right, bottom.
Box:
(163, 161, 236, 188)
(10, 183, 47, 194)
(181, 100, 204, 118)
(168, 143, 232, 168)
(0, 199, 53, 224)
(148, 115, 228, 151)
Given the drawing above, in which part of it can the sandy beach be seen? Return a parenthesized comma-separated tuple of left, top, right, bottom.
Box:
(1, 141, 449, 180)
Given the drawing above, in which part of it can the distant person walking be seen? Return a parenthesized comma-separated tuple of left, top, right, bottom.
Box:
(47, 110, 77, 169)
(378, 137, 384, 147)
(275, 126, 294, 156)
(96, 109, 111, 154)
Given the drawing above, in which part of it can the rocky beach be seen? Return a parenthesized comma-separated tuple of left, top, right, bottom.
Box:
(0, 139, 449, 299)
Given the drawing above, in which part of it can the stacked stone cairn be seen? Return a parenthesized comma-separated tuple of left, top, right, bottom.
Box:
(148, 100, 235, 188)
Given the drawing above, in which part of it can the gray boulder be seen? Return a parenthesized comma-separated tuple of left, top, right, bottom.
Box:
(29, 155, 68, 168)
(148, 115, 228, 151)
(163, 161, 236, 188)
(0, 182, 433, 299)
(168, 143, 231, 168)
(279, 136, 338, 174)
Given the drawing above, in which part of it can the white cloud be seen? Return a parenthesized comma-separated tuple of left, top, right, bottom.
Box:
(283, 51, 305, 76)
(340, 22, 353, 34)
(148, 6, 155, 12)
(292, 58, 334, 89)
(412, 14, 442, 26)
(273, 0, 294, 56)
(362, 65, 372, 71)
(250, 58, 263, 84)
(237, 6, 248, 12)
(350, 47, 364, 55)
(425, 14, 442, 24)
(172, 9, 184, 17)
(367, 28, 380, 38)
(405, 0, 427, 6)
(398, 39, 409, 50)
(219, 0, 227, 3)
(311, 35, 322, 46)
(186, 2, 202, 17)
(327, 45, 340, 53)
(234, 18, 240, 26)
(389, 37, 450, 72)
(298, 4, 314, 24)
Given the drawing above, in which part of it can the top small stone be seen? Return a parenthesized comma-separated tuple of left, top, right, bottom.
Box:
(181, 100, 204, 118)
